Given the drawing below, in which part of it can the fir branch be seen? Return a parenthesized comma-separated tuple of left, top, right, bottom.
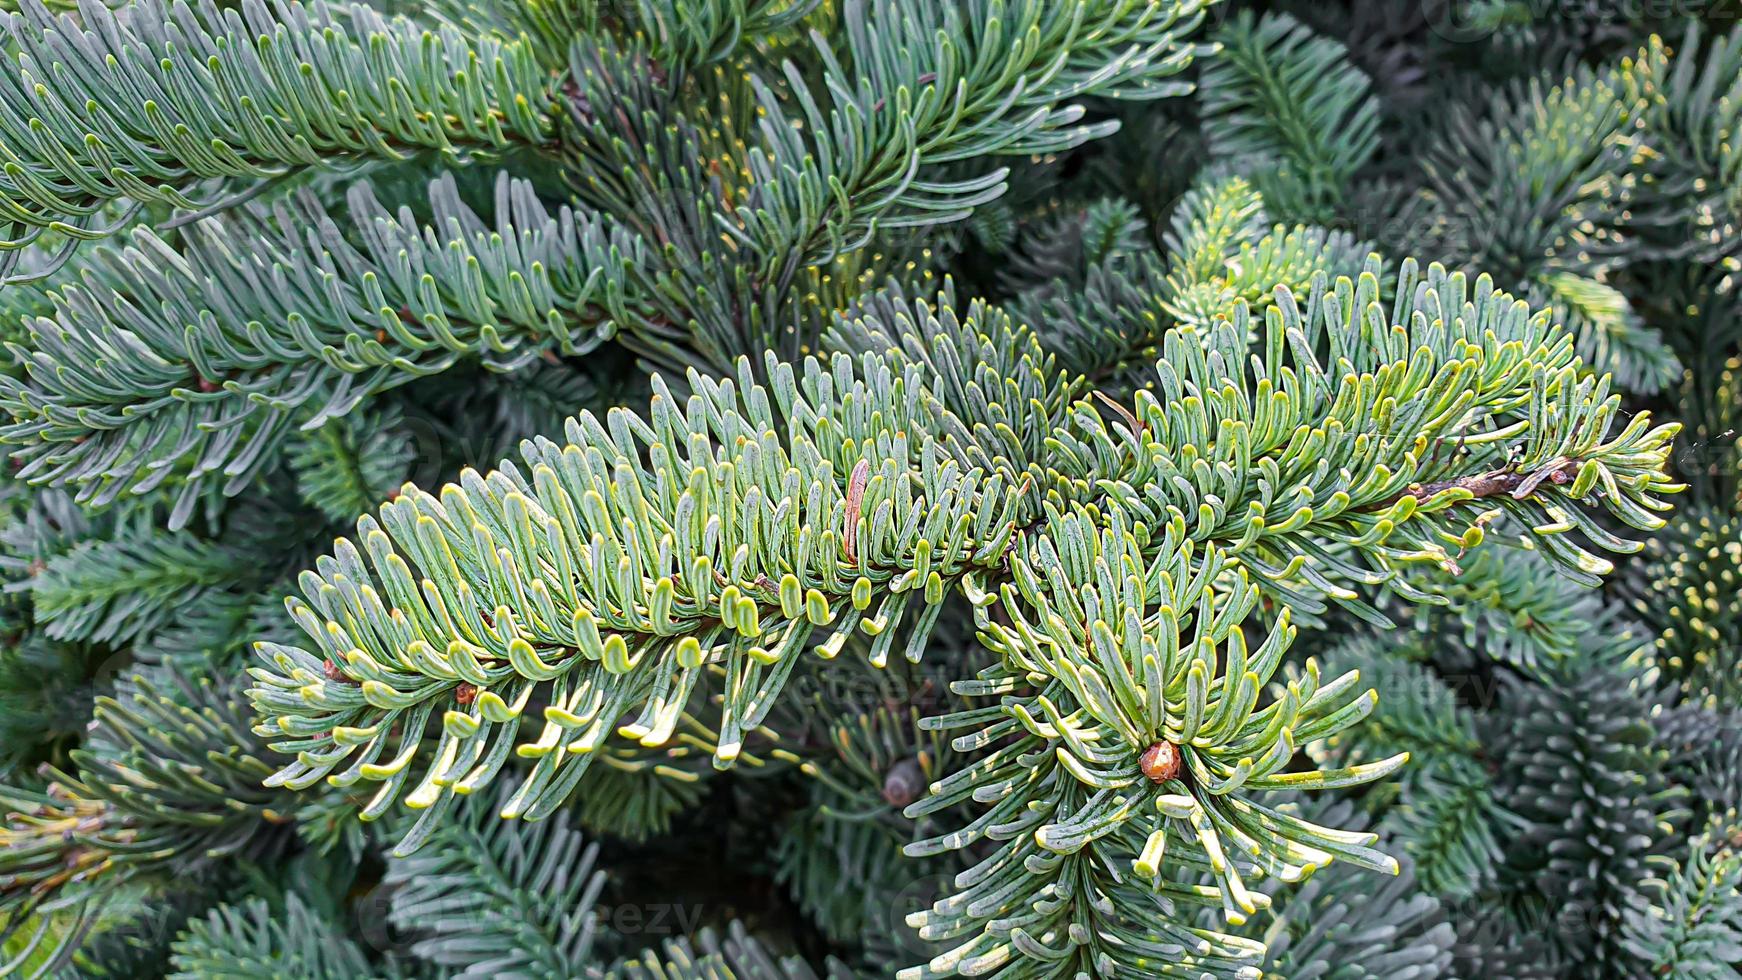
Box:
(1626, 24, 1742, 264)
(0, 172, 650, 519)
(1492, 654, 1691, 970)
(610, 921, 854, 979)
(1627, 504, 1742, 709)
(902, 510, 1396, 978)
(1251, 800, 1455, 979)
(383, 784, 608, 978)
(248, 349, 1021, 850)
(167, 892, 372, 980)
(0, 0, 555, 242)
(0, 669, 295, 925)
(1402, 543, 1605, 676)
(286, 401, 417, 526)
(1199, 12, 1380, 223)
(27, 518, 254, 645)
(1619, 834, 1742, 979)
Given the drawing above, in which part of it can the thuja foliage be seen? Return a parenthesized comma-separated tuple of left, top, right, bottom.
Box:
(0, 0, 1738, 977)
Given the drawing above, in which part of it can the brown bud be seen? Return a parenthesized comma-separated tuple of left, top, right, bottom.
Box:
(455, 683, 480, 706)
(322, 659, 343, 681)
(881, 758, 925, 809)
(1139, 741, 1182, 783)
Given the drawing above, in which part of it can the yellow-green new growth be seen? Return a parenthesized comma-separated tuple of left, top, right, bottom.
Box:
(250, 259, 1680, 977)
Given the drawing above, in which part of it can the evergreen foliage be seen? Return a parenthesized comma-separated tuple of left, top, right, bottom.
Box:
(0, 1, 1737, 978)
(167, 892, 374, 980)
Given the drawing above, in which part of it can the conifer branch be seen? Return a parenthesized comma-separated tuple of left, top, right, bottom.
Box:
(0, 0, 555, 242)
(0, 172, 650, 519)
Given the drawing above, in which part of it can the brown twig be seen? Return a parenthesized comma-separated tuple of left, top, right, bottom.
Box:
(843, 458, 871, 565)
(1371, 458, 1581, 511)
